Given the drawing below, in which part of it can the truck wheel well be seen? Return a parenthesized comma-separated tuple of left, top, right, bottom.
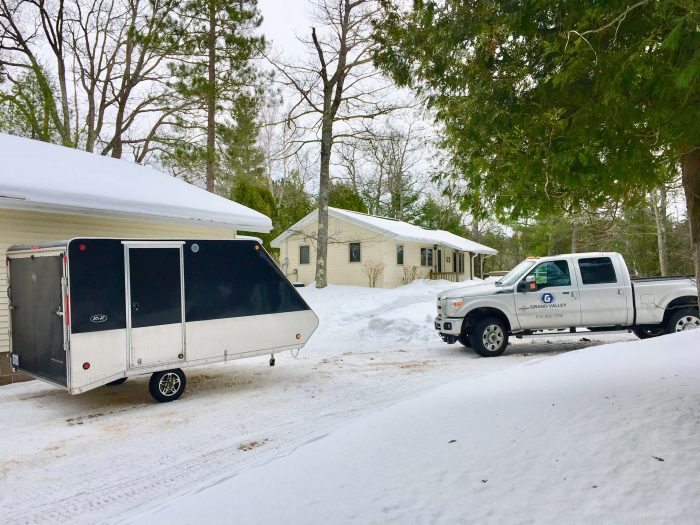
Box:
(663, 296, 699, 325)
(464, 308, 511, 335)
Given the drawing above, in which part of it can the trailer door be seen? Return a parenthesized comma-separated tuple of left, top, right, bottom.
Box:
(125, 244, 185, 368)
(9, 254, 67, 385)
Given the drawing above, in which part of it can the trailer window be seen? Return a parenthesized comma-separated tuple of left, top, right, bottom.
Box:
(68, 239, 126, 334)
(184, 240, 310, 322)
(578, 257, 617, 285)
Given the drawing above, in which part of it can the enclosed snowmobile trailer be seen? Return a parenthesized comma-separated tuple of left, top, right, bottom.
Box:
(6, 238, 319, 402)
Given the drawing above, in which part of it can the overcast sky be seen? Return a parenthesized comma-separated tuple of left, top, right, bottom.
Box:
(257, 0, 313, 58)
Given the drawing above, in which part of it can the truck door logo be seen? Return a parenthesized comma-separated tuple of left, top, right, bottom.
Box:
(90, 314, 108, 323)
(541, 293, 555, 304)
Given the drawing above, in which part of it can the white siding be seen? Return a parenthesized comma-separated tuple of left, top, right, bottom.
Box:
(278, 216, 474, 288)
(0, 209, 235, 355)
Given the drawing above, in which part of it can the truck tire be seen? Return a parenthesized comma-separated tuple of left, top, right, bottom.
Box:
(665, 307, 700, 334)
(632, 328, 664, 339)
(149, 369, 186, 402)
(458, 334, 471, 348)
(107, 377, 128, 386)
(472, 317, 509, 357)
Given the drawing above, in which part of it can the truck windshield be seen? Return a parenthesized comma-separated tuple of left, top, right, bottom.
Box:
(496, 260, 536, 286)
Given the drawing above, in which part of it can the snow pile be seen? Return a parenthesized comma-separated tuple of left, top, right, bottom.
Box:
(298, 279, 477, 349)
(133, 330, 700, 525)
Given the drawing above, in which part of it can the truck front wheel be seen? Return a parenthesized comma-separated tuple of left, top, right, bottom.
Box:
(472, 317, 509, 357)
(665, 307, 700, 334)
(149, 369, 186, 402)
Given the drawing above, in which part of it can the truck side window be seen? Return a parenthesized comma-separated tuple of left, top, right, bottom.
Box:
(525, 261, 571, 291)
(578, 257, 617, 284)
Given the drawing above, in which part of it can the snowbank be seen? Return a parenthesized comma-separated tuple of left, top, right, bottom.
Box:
(134, 330, 700, 525)
(298, 279, 478, 349)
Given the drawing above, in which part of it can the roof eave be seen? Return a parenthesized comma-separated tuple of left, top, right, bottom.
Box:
(0, 199, 272, 233)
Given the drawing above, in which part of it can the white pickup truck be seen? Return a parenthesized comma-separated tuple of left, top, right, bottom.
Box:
(435, 252, 699, 357)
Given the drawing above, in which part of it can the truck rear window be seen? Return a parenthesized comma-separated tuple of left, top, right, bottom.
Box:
(578, 257, 617, 285)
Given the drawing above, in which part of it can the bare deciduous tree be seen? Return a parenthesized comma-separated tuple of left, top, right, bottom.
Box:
(266, 0, 400, 288)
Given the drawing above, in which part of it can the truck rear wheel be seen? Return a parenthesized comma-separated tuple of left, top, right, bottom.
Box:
(472, 317, 509, 357)
(665, 307, 700, 334)
(149, 369, 186, 402)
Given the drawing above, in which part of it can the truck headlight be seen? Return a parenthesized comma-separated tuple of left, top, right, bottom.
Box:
(445, 298, 465, 317)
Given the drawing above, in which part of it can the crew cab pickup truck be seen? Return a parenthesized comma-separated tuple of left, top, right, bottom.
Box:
(435, 252, 699, 357)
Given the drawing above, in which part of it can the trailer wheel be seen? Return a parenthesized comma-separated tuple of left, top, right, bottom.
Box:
(149, 369, 186, 402)
(107, 377, 128, 386)
(471, 317, 509, 357)
(665, 307, 700, 334)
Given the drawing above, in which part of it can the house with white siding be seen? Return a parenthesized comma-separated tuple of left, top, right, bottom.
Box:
(0, 133, 272, 384)
(271, 207, 497, 288)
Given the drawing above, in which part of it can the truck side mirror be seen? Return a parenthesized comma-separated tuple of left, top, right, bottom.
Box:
(519, 275, 537, 292)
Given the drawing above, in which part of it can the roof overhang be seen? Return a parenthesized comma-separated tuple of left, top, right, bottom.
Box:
(0, 133, 273, 233)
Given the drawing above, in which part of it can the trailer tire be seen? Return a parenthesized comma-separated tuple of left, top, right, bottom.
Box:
(107, 377, 128, 386)
(149, 369, 186, 402)
(471, 317, 509, 357)
(665, 307, 700, 335)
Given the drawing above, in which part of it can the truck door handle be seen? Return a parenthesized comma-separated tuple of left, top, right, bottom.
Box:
(562, 291, 570, 295)
(617, 289, 624, 295)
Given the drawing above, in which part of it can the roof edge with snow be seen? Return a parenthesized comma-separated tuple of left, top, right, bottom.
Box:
(270, 207, 498, 255)
(0, 133, 272, 233)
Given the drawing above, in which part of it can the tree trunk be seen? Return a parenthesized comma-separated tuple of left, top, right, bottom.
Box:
(650, 188, 669, 276)
(205, 0, 217, 192)
(315, 112, 333, 288)
(681, 148, 700, 300)
(571, 218, 579, 253)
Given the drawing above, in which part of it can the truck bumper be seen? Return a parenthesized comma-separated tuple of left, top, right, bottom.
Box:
(434, 315, 463, 343)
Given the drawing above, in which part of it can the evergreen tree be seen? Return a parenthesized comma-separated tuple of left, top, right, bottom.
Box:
(375, 0, 700, 291)
(329, 183, 369, 213)
(169, 0, 263, 193)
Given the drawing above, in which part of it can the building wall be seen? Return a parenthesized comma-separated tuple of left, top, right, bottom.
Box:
(278, 216, 474, 288)
(0, 208, 235, 385)
(279, 216, 387, 287)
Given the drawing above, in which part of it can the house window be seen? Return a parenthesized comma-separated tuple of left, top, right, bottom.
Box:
(420, 248, 433, 266)
(455, 252, 465, 274)
(396, 245, 404, 265)
(299, 245, 310, 265)
(349, 242, 361, 262)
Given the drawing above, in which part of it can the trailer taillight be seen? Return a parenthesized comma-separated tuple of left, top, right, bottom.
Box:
(296, 333, 301, 340)
(79, 244, 87, 252)
(64, 295, 70, 326)
(82, 362, 90, 370)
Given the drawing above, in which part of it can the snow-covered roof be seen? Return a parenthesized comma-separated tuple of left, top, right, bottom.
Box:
(0, 133, 272, 232)
(271, 207, 498, 255)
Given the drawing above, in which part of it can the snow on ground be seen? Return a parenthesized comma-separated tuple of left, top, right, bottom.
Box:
(134, 330, 700, 525)
(0, 280, 643, 525)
